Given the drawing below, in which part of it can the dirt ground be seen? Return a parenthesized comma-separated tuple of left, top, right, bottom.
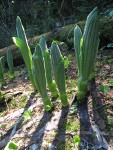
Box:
(0, 48, 113, 150)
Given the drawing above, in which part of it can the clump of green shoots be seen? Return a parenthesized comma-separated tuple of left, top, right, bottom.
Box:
(13, 16, 36, 89)
(50, 42, 69, 107)
(7, 48, 15, 78)
(39, 36, 58, 97)
(32, 44, 53, 111)
(74, 7, 99, 100)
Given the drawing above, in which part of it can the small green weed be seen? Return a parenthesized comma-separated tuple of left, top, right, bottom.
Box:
(64, 54, 72, 69)
(69, 103, 77, 115)
(5, 140, 18, 150)
(73, 135, 80, 149)
(23, 110, 32, 121)
(108, 78, 113, 86)
(99, 84, 110, 94)
(101, 72, 107, 78)
(107, 58, 113, 63)
(66, 117, 80, 132)
(108, 116, 113, 125)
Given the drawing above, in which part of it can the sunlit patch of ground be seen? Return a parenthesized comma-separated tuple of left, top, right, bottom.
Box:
(0, 49, 113, 149)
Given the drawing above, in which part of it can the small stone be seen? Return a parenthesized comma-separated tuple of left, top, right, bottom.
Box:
(30, 144, 39, 150)
(48, 143, 56, 150)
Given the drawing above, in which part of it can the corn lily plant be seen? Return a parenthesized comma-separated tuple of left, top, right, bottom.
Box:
(13, 16, 36, 89)
(74, 7, 99, 100)
(32, 44, 53, 111)
(0, 90, 4, 101)
(39, 36, 58, 97)
(50, 42, 69, 107)
(0, 57, 5, 84)
(7, 49, 15, 78)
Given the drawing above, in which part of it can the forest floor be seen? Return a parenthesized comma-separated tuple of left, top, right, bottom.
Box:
(0, 48, 113, 150)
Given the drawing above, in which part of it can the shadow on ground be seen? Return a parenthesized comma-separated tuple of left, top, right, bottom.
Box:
(77, 79, 110, 149)
(25, 110, 53, 150)
(51, 105, 69, 150)
(24, 105, 69, 150)
(0, 91, 36, 149)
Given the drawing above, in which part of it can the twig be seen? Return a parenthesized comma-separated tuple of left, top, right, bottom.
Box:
(13, 115, 43, 138)
(88, 79, 110, 149)
(69, 93, 77, 107)
(9, 116, 23, 139)
(4, 91, 23, 96)
(58, 0, 65, 26)
(65, 131, 113, 137)
(9, 101, 43, 139)
(91, 124, 109, 149)
(5, 99, 10, 111)
(107, 109, 113, 115)
(89, 103, 107, 112)
(0, 108, 24, 123)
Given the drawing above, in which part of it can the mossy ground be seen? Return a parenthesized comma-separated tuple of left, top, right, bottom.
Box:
(0, 48, 113, 149)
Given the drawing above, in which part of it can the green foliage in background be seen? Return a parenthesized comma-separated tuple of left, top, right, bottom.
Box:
(0, 0, 106, 48)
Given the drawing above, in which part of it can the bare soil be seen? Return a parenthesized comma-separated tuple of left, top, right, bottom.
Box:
(0, 48, 113, 150)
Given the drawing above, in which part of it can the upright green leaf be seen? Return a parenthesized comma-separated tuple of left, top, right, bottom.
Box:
(39, 36, 58, 97)
(13, 16, 35, 89)
(74, 7, 99, 100)
(39, 35, 48, 53)
(32, 44, 53, 111)
(7, 48, 15, 78)
(50, 42, 68, 107)
(0, 57, 5, 84)
(74, 25, 82, 71)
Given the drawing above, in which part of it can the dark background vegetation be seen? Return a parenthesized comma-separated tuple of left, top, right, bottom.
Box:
(0, 0, 112, 48)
